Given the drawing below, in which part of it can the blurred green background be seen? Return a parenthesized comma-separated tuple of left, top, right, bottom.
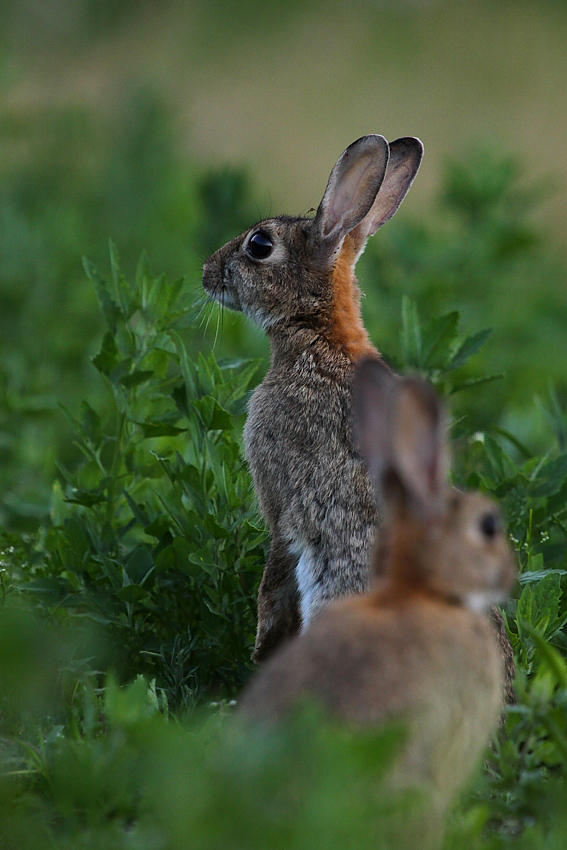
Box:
(0, 0, 566, 522)
(2, 4, 567, 847)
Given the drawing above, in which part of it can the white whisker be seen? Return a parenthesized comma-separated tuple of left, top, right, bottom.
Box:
(197, 296, 214, 328)
(203, 300, 215, 337)
(212, 301, 221, 350)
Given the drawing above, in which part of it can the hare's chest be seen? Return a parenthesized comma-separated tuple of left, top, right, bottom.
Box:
(408, 614, 502, 799)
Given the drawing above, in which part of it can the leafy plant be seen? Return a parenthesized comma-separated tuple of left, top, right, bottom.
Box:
(17, 246, 265, 705)
(1, 143, 567, 846)
(360, 149, 567, 435)
(397, 294, 501, 395)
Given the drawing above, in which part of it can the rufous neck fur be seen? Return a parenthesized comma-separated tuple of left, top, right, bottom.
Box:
(326, 236, 377, 361)
(374, 518, 437, 603)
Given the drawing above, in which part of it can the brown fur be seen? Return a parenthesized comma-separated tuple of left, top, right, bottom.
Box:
(202, 136, 425, 662)
(238, 365, 517, 846)
(239, 506, 512, 845)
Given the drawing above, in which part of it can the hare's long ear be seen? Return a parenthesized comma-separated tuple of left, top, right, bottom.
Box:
(311, 135, 389, 268)
(353, 357, 398, 487)
(391, 377, 448, 516)
(348, 137, 423, 261)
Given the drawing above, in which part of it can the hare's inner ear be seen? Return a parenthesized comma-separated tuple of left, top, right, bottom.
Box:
(352, 356, 398, 488)
(311, 135, 389, 269)
(348, 137, 424, 261)
(391, 377, 449, 515)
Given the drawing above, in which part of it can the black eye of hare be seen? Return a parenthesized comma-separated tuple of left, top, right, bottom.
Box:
(246, 231, 273, 260)
(479, 512, 500, 540)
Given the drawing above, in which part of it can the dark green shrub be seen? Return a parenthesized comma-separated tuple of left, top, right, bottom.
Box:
(17, 247, 265, 705)
(0, 134, 566, 846)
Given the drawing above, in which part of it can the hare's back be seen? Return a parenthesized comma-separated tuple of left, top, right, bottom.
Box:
(240, 597, 502, 744)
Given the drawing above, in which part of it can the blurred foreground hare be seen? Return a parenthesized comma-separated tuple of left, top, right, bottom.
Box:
(239, 359, 517, 841)
(203, 134, 423, 660)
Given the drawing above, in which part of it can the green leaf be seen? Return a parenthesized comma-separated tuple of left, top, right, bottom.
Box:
(518, 572, 562, 639)
(139, 422, 187, 438)
(20, 577, 71, 602)
(116, 584, 147, 603)
(109, 240, 136, 316)
(124, 546, 154, 584)
(531, 454, 567, 498)
(79, 401, 102, 444)
(482, 434, 516, 480)
(448, 327, 492, 371)
(532, 572, 562, 630)
(187, 548, 219, 577)
(520, 620, 567, 690)
(109, 240, 123, 299)
(421, 311, 459, 370)
(144, 516, 172, 539)
(241, 519, 267, 549)
(172, 384, 189, 418)
(120, 370, 154, 388)
(104, 675, 159, 726)
(170, 537, 202, 577)
(83, 256, 120, 333)
(197, 351, 215, 396)
(176, 463, 207, 511)
(92, 331, 120, 376)
(192, 397, 233, 431)
(204, 514, 230, 540)
(516, 583, 533, 626)
(164, 277, 185, 314)
(124, 492, 150, 527)
(489, 426, 533, 460)
(449, 373, 504, 395)
(64, 490, 106, 508)
(171, 331, 198, 398)
(136, 250, 152, 297)
(220, 359, 261, 406)
(519, 569, 567, 584)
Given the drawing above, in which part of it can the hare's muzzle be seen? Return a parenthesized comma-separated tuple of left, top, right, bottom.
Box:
(201, 259, 216, 293)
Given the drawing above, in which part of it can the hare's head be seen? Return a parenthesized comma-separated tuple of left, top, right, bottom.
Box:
(202, 136, 422, 334)
(353, 359, 517, 610)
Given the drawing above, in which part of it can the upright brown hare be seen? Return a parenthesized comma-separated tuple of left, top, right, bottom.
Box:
(203, 134, 423, 660)
(239, 359, 517, 840)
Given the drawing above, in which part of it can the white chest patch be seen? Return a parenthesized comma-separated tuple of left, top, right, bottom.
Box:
(465, 591, 505, 613)
(294, 547, 315, 630)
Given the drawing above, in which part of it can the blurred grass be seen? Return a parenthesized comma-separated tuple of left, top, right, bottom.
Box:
(2, 1, 566, 235)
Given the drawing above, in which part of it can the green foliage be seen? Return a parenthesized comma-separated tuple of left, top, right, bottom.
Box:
(14, 248, 264, 705)
(0, 93, 264, 529)
(0, 638, 421, 850)
(3, 101, 566, 528)
(397, 294, 501, 395)
(360, 149, 567, 434)
(361, 286, 567, 841)
(1, 115, 567, 844)
(0, 243, 565, 846)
